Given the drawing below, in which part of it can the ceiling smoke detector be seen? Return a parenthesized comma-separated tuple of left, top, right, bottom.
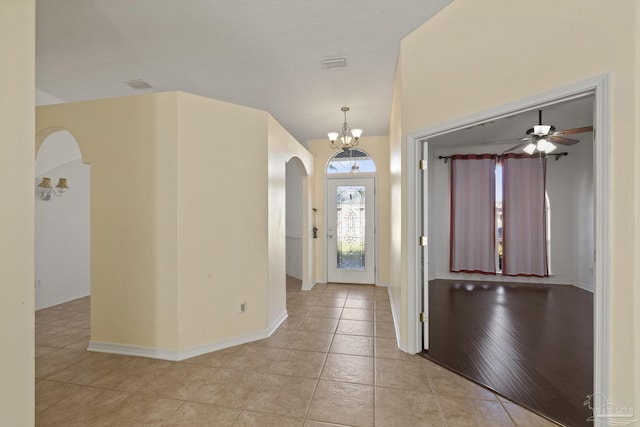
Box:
(322, 57, 347, 71)
(125, 79, 152, 90)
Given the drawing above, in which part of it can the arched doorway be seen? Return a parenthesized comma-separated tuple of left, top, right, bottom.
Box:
(282, 153, 313, 292)
(35, 130, 90, 309)
(286, 157, 305, 280)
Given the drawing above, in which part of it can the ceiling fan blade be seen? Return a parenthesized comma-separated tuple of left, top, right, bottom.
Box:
(478, 137, 530, 145)
(502, 143, 525, 154)
(548, 135, 580, 145)
(552, 126, 593, 136)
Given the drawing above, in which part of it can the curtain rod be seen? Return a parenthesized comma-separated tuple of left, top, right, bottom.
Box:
(437, 152, 568, 163)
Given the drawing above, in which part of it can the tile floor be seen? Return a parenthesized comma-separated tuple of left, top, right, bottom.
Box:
(35, 277, 559, 426)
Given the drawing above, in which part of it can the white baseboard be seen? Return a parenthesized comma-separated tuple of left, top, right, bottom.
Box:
(572, 282, 595, 293)
(286, 271, 302, 280)
(87, 341, 182, 361)
(301, 281, 318, 291)
(35, 289, 91, 311)
(302, 278, 327, 291)
(303, 281, 386, 290)
(88, 310, 289, 362)
(267, 310, 289, 336)
(387, 286, 408, 352)
(434, 272, 576, 286)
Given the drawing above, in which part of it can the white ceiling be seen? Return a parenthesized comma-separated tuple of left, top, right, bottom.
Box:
(427, 95, 594, 151)
(36, 0, 451, 144)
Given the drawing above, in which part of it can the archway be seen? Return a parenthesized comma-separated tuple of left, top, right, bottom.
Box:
(286, 157, 305, 280)
(35, 130, 90, 309)
(283, 154, 313, 291)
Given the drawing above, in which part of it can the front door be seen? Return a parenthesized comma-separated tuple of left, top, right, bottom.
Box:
(327, 178, 375, 284)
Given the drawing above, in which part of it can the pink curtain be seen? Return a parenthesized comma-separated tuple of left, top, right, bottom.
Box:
(502, 155, 548, 277)
(450, 154, 497, 274)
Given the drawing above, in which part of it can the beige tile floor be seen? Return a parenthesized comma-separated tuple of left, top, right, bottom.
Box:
(35, 277, 559, 426)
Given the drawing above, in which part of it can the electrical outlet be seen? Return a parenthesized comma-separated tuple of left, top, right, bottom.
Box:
(35, 279, 42, 288)
(239, 302, 247, 313)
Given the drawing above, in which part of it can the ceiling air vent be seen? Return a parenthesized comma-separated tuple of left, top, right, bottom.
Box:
(125, 79, 152, 90)
(322, 57, 347, 71)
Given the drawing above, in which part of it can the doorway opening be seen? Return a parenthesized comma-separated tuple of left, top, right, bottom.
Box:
(408, 75, 610, 426)
(282, 151, 313, 296)
(35, 130, 90, 310)
(286, 158, 305, 282)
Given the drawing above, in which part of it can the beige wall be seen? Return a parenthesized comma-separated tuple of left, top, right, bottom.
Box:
(0, 0, 35, 423)
(391, 0, 638, 410)
(176, 93, 270, 349)
(36, 91, 313, 356)
(37, 93, 181, 351)
(267, 116, 313, 320)
(389, 62, 406, 339)
(175, 94, 313, 347)
(307, 136, 390, 286)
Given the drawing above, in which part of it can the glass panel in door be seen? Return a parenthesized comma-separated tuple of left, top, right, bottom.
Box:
(336, 185, 366, 270)
(327, 178, 375, 284)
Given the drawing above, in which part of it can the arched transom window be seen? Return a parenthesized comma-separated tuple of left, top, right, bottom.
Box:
(326, 148, 376, 174)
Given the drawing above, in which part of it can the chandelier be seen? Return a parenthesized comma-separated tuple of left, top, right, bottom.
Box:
(328, 107, 363, 151)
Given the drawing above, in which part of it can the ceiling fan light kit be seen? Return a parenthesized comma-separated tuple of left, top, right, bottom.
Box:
(523, 138, 557, 155)
(484, 109, 593, 155)
(531, 124, 553, 136)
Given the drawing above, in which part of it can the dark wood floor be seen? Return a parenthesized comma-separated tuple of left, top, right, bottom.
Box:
(422, 279, 593, 427)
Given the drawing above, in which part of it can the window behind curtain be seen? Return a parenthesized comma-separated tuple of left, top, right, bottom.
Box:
(449, 154, 497, 274)
(502, 155, 549, 277)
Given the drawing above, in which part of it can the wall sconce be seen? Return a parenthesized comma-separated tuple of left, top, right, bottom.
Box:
(37, 177, 69, 201)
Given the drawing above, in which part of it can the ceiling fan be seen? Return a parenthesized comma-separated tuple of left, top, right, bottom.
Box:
(489, 110, 593, 155)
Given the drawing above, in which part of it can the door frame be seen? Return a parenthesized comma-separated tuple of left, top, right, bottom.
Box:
(406, 74, 610, 403)
(325, 174, 379, 285)
(419, 140, 429, 349)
